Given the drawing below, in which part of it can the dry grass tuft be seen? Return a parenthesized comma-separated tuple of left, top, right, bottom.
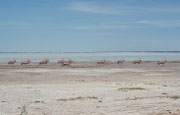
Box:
(57, 96, 98, 102)
(162, 85, 168, 87)
(20, 105, 28, 115)
(169, 95, 180, 100)
(34, 100, 44, 103)
(125, 95, 180, 101)
(118, 87, 146, 92)
(125, 97, 144, 100)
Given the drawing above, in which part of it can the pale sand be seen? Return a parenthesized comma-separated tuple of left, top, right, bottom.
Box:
(0, 61, 180, 115)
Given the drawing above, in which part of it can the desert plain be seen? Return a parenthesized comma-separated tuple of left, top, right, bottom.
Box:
(0, 61, 180, 115)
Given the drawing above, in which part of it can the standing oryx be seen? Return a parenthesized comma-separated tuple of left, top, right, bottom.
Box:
(57, 59, 65, 64)
(39, 59, 49, 65)
(133, 59, 142, 64)
(21, 60, 31, 65)
(117, 60, 125, 64)
(97, 59, 105, 64)
(61, 60, 72, 67)
(157, 58, 167, 66)
(8, 59, 16, 65)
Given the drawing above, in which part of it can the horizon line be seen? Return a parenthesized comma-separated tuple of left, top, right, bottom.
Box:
(0, 51, 180, 53)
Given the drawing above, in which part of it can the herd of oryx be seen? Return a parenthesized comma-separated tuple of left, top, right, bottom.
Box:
(97, 59, 167, 65)
(7, 58, 168, 66)
(8, 59, 72, 67)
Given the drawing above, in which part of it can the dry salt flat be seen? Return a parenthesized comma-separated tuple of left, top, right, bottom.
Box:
(0, 61, 180, 115)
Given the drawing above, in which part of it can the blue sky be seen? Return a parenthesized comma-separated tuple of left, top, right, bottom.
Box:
(0, 0, 180, 52)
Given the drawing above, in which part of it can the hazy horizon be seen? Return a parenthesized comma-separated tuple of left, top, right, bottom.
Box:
(1, 50, 180, 53)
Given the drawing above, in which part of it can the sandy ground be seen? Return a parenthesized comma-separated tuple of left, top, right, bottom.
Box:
(0, 61, 180, 115)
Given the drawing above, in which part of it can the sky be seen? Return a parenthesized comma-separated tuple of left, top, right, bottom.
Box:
(0, 0, 180, 52)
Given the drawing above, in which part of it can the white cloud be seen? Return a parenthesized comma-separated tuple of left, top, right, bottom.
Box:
(66, 2, 118, 15)
(71, 25, 129, 30)
(137, 20, 180, 27)
(65, 2, 180, 15)
(0, 20, 38, 26)
(0, 21, 28, 26)
(146, 7, 180, 13)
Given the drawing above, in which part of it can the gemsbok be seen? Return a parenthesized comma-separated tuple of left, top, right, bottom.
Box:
(97, 59, 105, 64)
(61, 60, 72, 67)
(21, 60, 31, 65)
(39, 59, 49, 65)
(8, 59, 16, 65)
(117, 60, 125, 64)
(57, 59, 65, 64)
(133, 60, 142, 64)
(157, 59, 167, 66)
